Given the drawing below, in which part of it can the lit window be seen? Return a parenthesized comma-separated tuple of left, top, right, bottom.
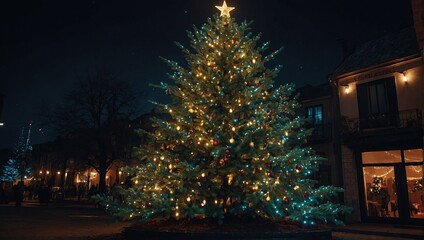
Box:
(305, 105, 323, 126)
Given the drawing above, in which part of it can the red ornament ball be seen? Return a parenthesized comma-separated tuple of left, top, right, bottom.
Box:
(265, 162, 271, 168)
(224, 157, 229, 163)
(240, 170, 246, 176)
(270, 172, 275, 178)
(175, 158, 180, 164)
(213, 140, 219, 146)
(303, 192, 309, 198)
(146, 202, 153, 207)
(225, 149, 230, 154)
(283, 197, 290, 204)
(296, 165, 303, 171)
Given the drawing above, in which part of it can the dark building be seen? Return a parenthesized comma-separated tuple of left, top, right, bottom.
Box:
(0, 93, 3, 124)
(297, 84, 343, 189)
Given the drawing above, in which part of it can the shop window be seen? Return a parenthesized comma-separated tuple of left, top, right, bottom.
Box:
(406, 165, 423, 218)
(363, 166, 398, 218)
(404, 149, 423, 163)
(361, 149, 424, 220)
(362, 150, 401, 164)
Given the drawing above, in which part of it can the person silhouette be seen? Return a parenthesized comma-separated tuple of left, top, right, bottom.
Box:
(380, 184, 390, 217)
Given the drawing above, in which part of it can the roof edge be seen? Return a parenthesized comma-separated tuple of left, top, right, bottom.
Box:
(330, 54, 422, 81)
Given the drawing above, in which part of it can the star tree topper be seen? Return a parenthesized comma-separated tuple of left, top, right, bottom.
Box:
(215, 1, 235, 18)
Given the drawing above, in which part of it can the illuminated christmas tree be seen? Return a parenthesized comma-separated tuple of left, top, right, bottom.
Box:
(101, 1, 349, 226)
(0, 126, 32, 182)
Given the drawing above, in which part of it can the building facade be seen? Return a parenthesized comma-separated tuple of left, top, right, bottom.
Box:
(330, 1, 424, 224)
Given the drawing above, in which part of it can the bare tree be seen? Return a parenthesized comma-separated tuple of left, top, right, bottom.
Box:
(45, 68, 142, 194)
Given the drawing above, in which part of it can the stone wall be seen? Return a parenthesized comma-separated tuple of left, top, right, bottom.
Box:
(341, 145, 361, 222)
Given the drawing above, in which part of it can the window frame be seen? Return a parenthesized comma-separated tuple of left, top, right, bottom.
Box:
(356, 77, 399, 129)
(305, 104, 324, 126)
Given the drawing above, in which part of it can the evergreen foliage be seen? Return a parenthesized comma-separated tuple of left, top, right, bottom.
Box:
(99, 14, 350, 226)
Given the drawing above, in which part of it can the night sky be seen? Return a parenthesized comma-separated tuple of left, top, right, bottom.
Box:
(0, 0, 413, 149)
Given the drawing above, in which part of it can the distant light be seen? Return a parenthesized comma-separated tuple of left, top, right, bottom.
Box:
(0, 122, 4, 126)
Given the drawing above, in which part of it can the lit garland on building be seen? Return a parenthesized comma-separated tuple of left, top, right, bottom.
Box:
(98, 1, 350, 226)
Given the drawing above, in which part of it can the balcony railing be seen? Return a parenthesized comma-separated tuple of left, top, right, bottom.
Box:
(342, 109, 422, 134)
(306, 123, 333, 142)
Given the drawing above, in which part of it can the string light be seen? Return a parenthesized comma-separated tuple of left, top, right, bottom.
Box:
(363, 167, 394, 178)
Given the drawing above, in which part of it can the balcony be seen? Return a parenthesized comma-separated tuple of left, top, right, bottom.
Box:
(307, 123, 333, 143)
(341, 109, 423, 148)
(342, 109, 422, 134)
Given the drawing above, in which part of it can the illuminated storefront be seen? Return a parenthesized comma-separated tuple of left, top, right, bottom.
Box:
(360, 149, 423, 220)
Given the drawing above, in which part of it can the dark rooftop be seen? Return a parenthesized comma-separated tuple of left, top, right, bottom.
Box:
(297, 83, 332, 101)
(333, 27, 420, 76)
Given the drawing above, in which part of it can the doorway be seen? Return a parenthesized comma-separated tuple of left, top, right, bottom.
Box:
(361, 149, 424, 222)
